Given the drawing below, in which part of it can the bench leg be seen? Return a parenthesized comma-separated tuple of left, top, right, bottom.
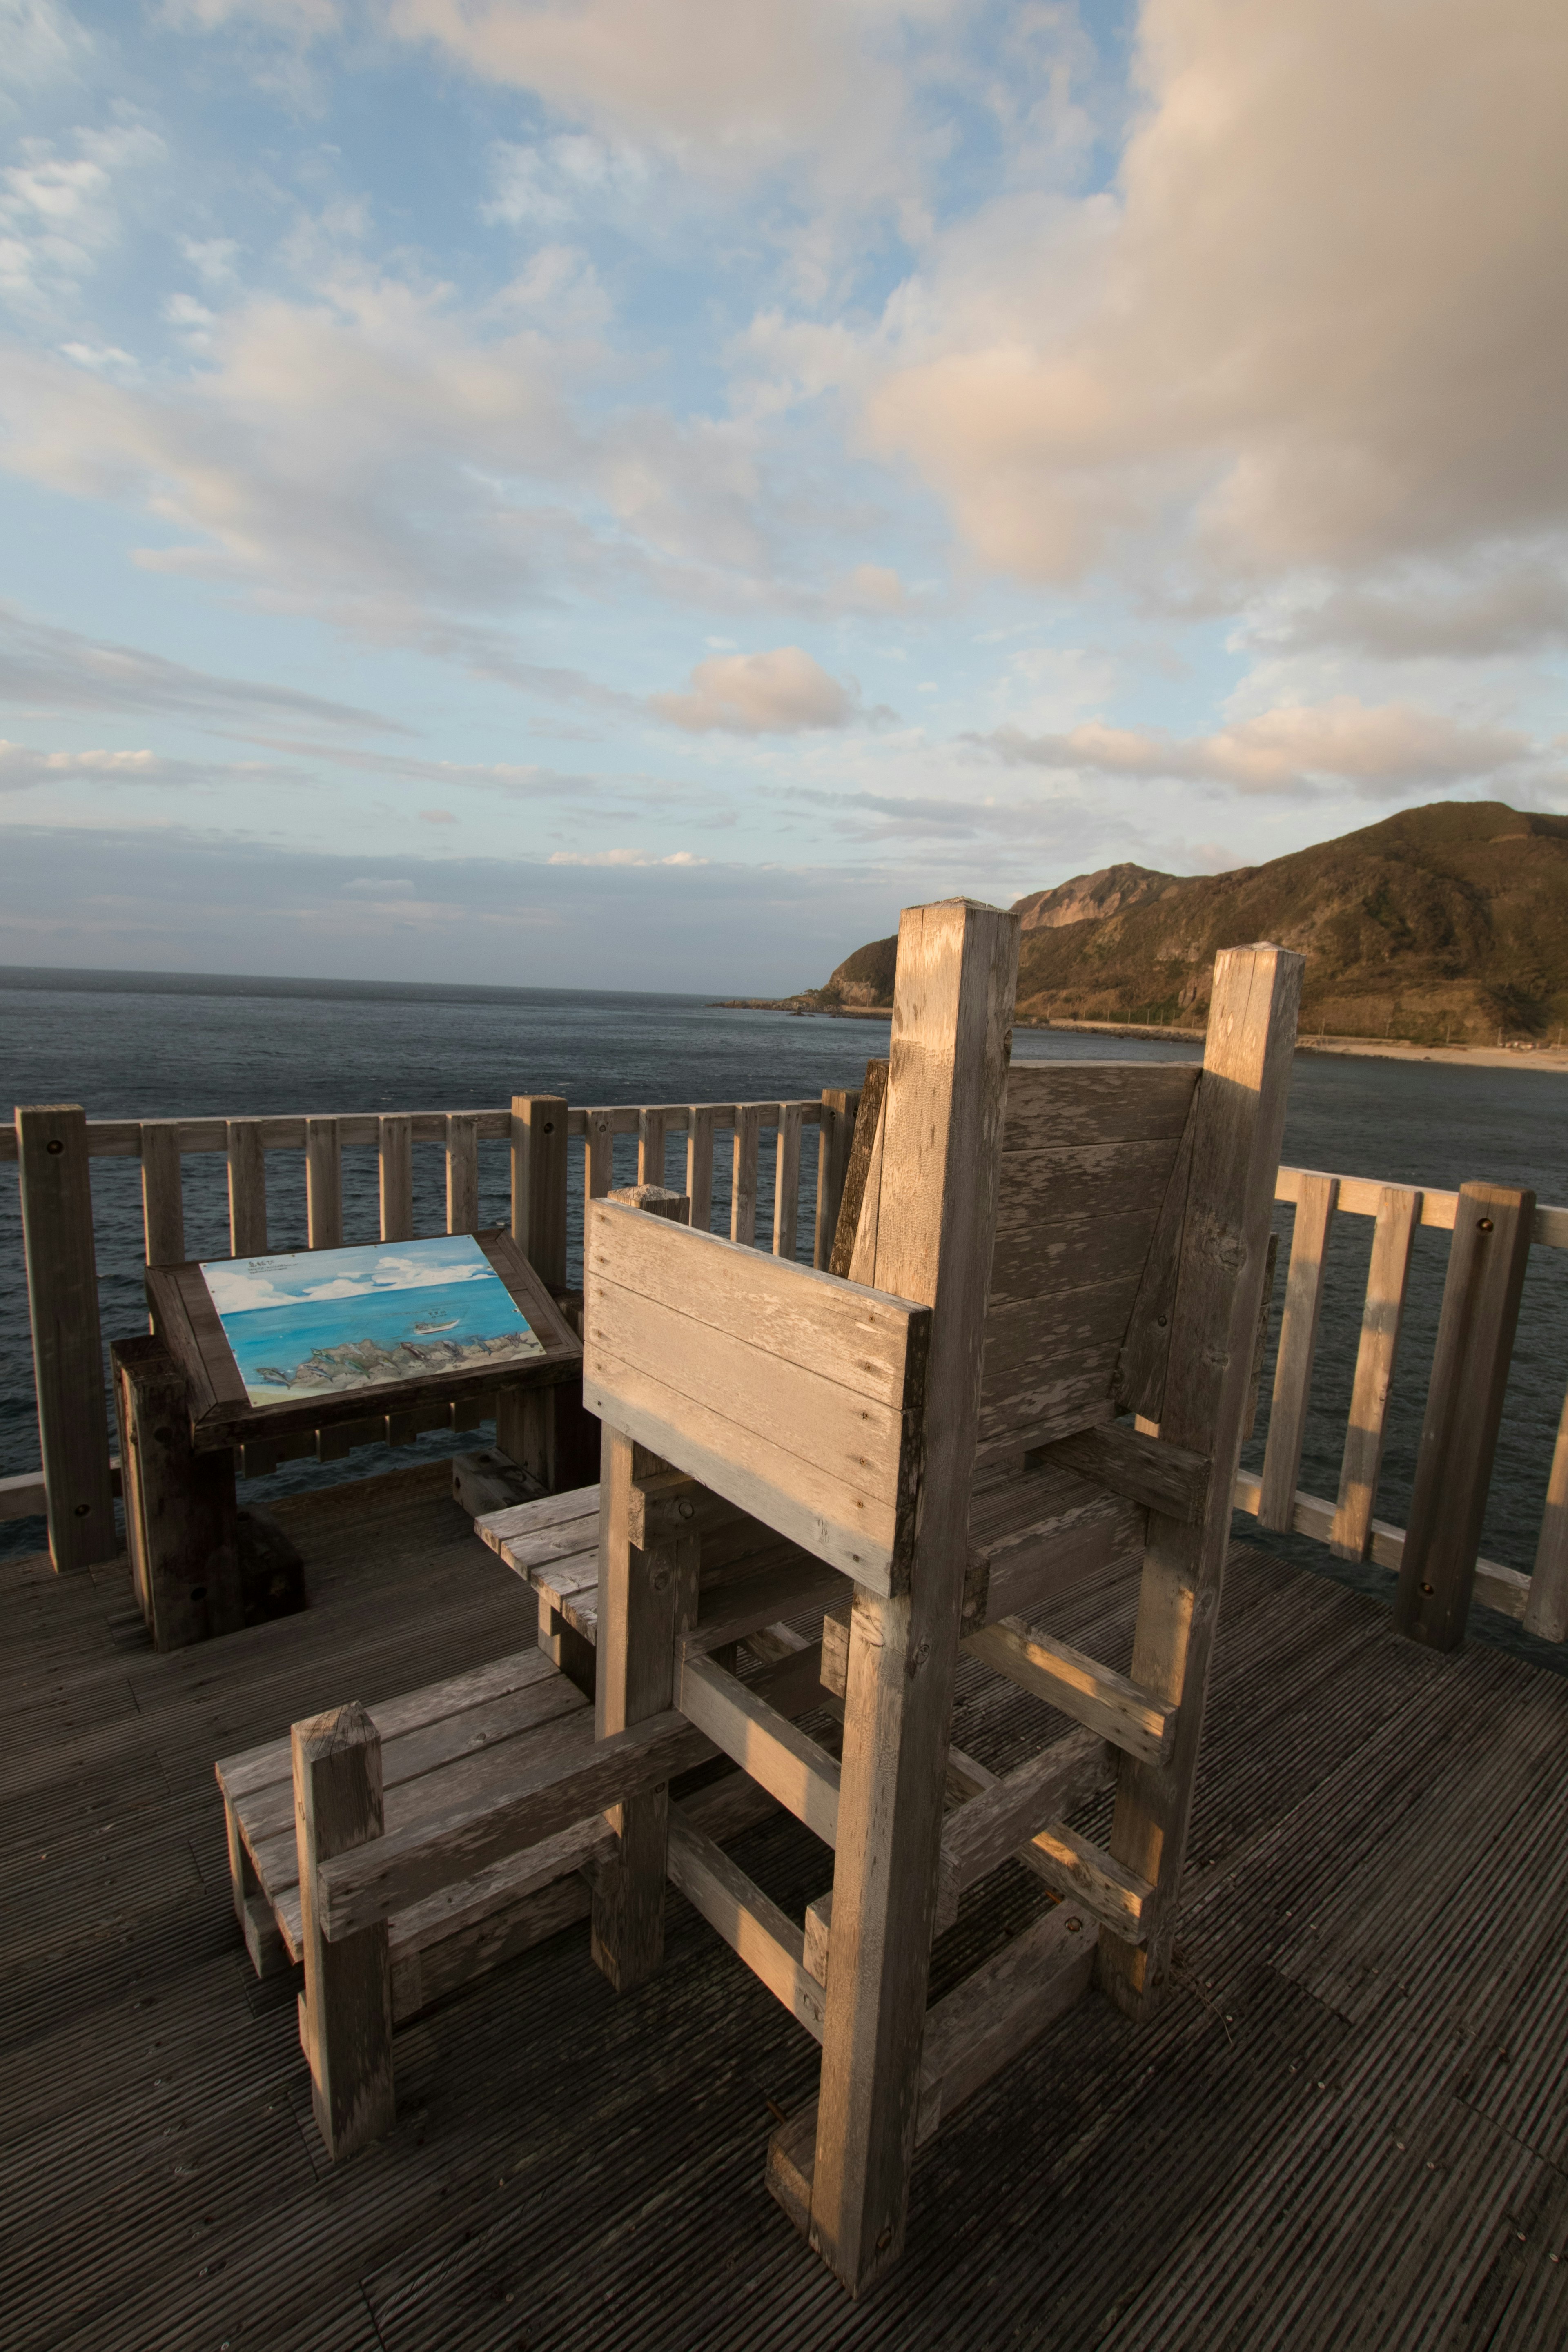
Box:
(590, 1425, 697, 1993)
(224, 1799, 290, 1979)
(111, 1336, 243, 1650)
(294, 1704, 394, 2160)
(537, 1589, 596, 1700)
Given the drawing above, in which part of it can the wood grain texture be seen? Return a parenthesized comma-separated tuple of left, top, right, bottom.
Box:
(138, 1119, 185, 1268)
(444, 1112, 479, 1237)
(773, 1100, 804, 1261)
(306, 1118, 343, 1250)
(811, 898, 1018, 2295)
(15, 1102, 117, 1570)
(1113, 1107, 1198, 1421)
(1395, 1183, 1535, 1650)
(226, 1118, 267, 1254)
(934, 1724, 1112, 1924)
(511, 1096, 568, 1285)
(963, 1619, 1174, 1764)
(1525, 1383, 1568, 1640)
(686, 1105, 717, 1235)
(916, 1903, 1097, 2144)
(378, 1114, 414, 1243)
(1033, 1420, 1209, 1527)
(830, 1060, 887, 1279)
(1098, 942, 1303, 2020)
(1330, 1185, 1421, 1560)
(316, 1704, 714, 1938)
(293, 1702, 395, 2160)
(582, 1201, 929, 1592)
(1258, 1172, 1339, 1531)
(676, 1650, 840, 1844)
(815, 1088, 858, 1271)
(666, 1815, 826, 2039)
(111, 1334, 243, 1650)
(731, 1102, 763, 1247)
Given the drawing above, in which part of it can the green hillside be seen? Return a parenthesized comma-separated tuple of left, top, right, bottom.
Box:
(821, 803, 1568, 1043)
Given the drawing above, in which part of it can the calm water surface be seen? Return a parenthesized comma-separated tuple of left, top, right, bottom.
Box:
(4, 968, 1566, 1658)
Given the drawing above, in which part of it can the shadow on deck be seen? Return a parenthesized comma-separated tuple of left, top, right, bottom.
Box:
(6, 1459, 1568, 2352)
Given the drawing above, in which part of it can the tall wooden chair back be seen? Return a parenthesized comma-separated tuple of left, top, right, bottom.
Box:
(581, 897, 1301, 2295)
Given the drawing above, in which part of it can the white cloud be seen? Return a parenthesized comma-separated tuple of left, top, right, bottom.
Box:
(0, 601, 403, 733)
(0, 122, 165, 314)
(855, 0, 1568, 587)
(546, 846, 709, 865)
(651, 645, 856, 733)
(0, 736, 301, 790)
(978, 697, 1539, 798)
(0, 1, 93, 97)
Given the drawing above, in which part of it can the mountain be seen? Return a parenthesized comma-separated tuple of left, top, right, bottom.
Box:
(818, 803, 1568, 1042)
(1012, 862, 1202, 932)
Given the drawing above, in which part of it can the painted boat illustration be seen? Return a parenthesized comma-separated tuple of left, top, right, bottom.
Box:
(412, 1318, 461, 1334)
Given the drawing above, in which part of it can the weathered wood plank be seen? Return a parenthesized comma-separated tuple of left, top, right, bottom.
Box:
(294, 1702, 395, 2160)
(815, 1087, 858, 1271)
(138, 1119, 185, 1267)
(1036, 1421, 1209, 1526)
(731, 1102, 763, 1247)
(378, 1114, 413, 1243)
(15, 1103, 117, 1570)
(226, 1118, 267, 1254)
(666, 1815, 826, 2039)
(676, 1650, 840, 1844)
(963, 1617, 1175, 1764)
(445, 1112, 479, 1237)
(935, 1724, 1112, 1926)
(811, 898, 1017, 2294)
(111, 1334, 244, 1649)
(1330, 1184, 1421, 1559)
(316, 1706, 713, 1939)
(1258, 1171, 1339, 1531)
(306, 1117, 343, 1250)
(1098, 941, 1302, 2019)
(1395, 1183, 1535, 1649)
(773, 1100, 804, 1260)
(686, 1105, 717, 1235)
(915, 1902, 1097, 2144)
(830, 1059, 886, 1279)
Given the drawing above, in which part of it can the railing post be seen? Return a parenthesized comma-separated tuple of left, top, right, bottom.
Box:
(814, 1087, 859, 1270)
(500, 1095, 569, 1477)
(16, 1103, 116, 1571)
(1395, 1182, 1534, 1650)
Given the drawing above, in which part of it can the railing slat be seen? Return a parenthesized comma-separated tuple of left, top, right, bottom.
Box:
(586, 1110, 615, 1202)
(731, 1104, 763, 1247)
(1329, 1185, 1421, 1561)
(687, 1107, 717, 1234)
(15, 1104, 116, 1570)
(139, 1120, 185, 1267)
(1524, 1387, 1568, 1641)
(378, 1115, 413, 1243)
(445, 1113, 479, 1236)
(1258, 1173, 1339, 1532)
(1395, 1182, 1535, 1649)
(814, 1088, 858, 1270)
(773, 1102, 803, 1261)
(226, 1120, 267, 1255)
(639, 1107, 667, 1190)
(306, 1117, 343, 1250)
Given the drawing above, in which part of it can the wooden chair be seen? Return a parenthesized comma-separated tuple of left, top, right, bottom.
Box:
(580, 896, 1301, 2294)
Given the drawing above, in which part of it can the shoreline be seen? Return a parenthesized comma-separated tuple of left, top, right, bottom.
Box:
(713, 1001, 1568, 1073)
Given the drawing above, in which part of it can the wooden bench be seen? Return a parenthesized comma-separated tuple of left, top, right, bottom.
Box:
(220, 1460, 859, 2159)
(215, 1646, 613, 2025)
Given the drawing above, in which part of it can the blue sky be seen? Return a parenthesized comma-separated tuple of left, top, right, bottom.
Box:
(0, 0, 1563, 990)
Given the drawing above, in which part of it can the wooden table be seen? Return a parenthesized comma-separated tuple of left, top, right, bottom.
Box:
(114, 1228, 583, 1651)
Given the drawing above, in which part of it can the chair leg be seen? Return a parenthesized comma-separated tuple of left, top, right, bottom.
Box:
(589, 1426, 697, 1992)
(294, 1704, 394, 2160)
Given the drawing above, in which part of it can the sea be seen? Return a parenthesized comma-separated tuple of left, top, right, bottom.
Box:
(4, 966, 1567, 1662)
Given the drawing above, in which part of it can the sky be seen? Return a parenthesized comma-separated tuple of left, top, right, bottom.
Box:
(0, 0, 1563, 991)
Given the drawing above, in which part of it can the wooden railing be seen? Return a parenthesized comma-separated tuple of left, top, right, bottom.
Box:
(1236, 1164, 1568, 1643)
(1, 1091, 858, 1568)
(7, 1100, 1567, 1650)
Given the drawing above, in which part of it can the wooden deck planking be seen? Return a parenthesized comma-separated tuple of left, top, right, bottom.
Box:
(4, 1461, 1568, 2348)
